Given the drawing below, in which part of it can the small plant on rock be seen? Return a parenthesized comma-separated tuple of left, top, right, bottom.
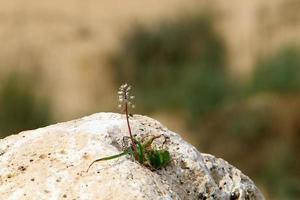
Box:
(87, 84, 171, 172)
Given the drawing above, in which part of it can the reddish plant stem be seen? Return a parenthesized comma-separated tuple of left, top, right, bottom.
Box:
(125, 102, 138, 159)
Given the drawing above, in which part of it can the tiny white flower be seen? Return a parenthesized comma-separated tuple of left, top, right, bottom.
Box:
(117, 83, 135, 111)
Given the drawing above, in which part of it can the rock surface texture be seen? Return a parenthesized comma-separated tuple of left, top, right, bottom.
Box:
(0, 113, 264, 200)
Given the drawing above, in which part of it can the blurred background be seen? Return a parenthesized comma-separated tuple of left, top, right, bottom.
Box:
(0, 0, 300, 199)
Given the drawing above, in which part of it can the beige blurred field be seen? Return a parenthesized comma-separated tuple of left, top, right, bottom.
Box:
(1, 0, 299, 121)
(0, 0, 202, 120)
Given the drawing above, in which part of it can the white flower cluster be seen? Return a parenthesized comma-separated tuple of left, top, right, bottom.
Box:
(118, 83, 135, 109)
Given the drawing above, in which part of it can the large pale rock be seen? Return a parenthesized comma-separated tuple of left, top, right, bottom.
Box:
(0, 113, 264, 200)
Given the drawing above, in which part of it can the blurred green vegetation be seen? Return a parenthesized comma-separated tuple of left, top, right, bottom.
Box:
(112, 14, 300, 200)
(112, 14, 229, 116)
(252, 47, 300, 93)
(182, 67, 233, 121)
(0, 72, 53, 138)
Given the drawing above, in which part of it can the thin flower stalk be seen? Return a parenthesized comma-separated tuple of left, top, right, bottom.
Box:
(118, 83, 138, 159)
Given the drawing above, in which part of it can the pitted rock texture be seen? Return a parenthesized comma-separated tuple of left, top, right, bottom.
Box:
(0, 113, 264, 200)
